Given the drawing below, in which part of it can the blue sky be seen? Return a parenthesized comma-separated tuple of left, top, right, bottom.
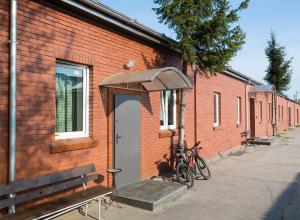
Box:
(101, 0, 299, 98)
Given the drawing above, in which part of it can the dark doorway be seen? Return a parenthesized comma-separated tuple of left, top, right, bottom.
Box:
(114, 94, 141, 188)
(250, 98, 256, 138)
(288, 107, 292, 126)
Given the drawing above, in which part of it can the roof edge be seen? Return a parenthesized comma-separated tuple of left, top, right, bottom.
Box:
(278, 94, 300, 105)
(224, 68, 262, 85)
(59, 0, 175, 48)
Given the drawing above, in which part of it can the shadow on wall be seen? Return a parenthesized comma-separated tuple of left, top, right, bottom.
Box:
(9, 1, 101, 182)
(263, 172, 300, 220)
(152, 136, 180, 178)
(141, 52, 166, 69)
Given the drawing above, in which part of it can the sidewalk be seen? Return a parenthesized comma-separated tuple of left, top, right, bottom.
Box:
(57, 127, 300, 220)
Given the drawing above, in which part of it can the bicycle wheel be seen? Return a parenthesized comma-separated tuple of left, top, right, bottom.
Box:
(196, 156, 211, 180)
(176, 161, 194, 188)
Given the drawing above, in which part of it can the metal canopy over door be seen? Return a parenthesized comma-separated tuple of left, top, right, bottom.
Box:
(114, 94, 141, 189)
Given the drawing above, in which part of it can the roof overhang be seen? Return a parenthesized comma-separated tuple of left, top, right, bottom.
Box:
(249, 85, 276, 93)
(55, 0, 173, 48)
(99, 67, 192, 92)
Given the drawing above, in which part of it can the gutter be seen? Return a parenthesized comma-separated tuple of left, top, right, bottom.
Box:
(223, 69, 261, 85)
(80, 0, 170, 42)
(59, 0, 173, 48)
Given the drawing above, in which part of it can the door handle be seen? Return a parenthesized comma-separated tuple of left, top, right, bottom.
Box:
(116, 133, 122, 144)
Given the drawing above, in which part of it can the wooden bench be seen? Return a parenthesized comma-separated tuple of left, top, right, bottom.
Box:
(241, 130, 256, 148)
(0, 164, 111, 220)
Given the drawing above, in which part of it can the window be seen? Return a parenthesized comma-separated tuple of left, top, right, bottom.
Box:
(214, 93, 220, 127)
(268, 103, 272, 121)
(160, 90, 176, 129)
(282, 106, 284, 120)
(259, 101, 263, 122)
(55, 63, 89, 139)
(297, 109, 299, 124)
(237, 97, 242, 124)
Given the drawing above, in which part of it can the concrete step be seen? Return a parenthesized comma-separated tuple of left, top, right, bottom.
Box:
(250, 138, 273, 145)
(114, 179, 187, 211)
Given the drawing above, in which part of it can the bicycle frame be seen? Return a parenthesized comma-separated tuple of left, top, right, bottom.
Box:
(176, 147, 195, 176)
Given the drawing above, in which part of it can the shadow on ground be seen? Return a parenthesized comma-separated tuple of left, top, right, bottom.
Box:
(264, 172, 300, 220)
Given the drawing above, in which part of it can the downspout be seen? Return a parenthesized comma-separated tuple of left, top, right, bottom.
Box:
(275, 93, 278, 133)
(271, 93, 274, 136)
(9, 0, 17, 213)
(194, 69, 197, 143)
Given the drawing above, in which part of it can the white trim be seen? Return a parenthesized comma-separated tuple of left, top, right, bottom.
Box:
(160, 90, 176, 130)
(55, 62, 89, 140)
(214, 93, 220, 127)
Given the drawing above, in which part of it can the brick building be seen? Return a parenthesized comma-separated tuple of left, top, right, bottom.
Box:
(1, 0, 300, 199)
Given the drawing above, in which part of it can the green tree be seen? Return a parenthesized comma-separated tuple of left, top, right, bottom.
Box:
(154, 0, 249, 147)
(264, 32, 293, 94)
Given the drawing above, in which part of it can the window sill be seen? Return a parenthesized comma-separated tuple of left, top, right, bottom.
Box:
(49, 137, 98, 154)
(159, 129, 179, 138)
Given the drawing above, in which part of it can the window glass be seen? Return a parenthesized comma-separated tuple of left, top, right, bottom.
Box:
(168, 91, 175, 125)
(160, 91, 176, 129)
(56, 63, 88, 139)
(214, 93, 220, 126)
(237, 97, 241, 124)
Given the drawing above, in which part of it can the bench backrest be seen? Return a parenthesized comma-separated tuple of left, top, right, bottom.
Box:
(241, 130, 251, 137)
(0, 164, 98, 209)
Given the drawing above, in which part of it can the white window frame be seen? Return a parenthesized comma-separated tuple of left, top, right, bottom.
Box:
(160, 90, 176, 130)
(214, 93, 220, 127)
(55, 62, 89, 140)
(237, 97, 241, 125)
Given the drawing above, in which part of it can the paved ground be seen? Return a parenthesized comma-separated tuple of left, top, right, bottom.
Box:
(57, 127, 300, 220)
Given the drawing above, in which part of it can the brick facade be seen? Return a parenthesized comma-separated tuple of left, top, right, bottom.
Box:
(0, 0, 300, 204)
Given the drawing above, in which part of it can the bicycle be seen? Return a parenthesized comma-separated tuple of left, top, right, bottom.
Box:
(175, 146, 194, 188)
(189, 141, 211, 180)
(175, 141, 211, 188)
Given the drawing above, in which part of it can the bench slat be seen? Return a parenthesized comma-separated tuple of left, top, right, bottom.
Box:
(0, 164, 96, 196)
(0, 173, 99, 209)
(0, 186, 112, 220)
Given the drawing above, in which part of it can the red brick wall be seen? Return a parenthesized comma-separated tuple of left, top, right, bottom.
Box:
(191, 73, 247, 158)
(276, 96, 300, 130)
(277, 96, 289, 131)
(1, 0, 300, 193)
(0, 0, 182, 185)
(249, 92, 273, 138)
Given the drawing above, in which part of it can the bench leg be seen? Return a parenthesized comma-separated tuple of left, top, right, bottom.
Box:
(98, 197, 101, 220)
(85, 203, 88, 216)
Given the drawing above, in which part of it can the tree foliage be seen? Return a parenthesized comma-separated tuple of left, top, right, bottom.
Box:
(153, 0, 249, 147)
(264, 32, 293, 94)
(153, 0, 249, 72)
